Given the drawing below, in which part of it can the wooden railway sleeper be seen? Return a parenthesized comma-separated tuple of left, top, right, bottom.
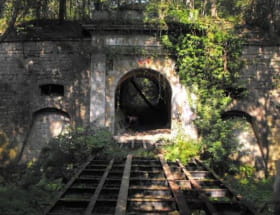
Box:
(159, 155, 192, 215)
(44, 156, 259, 215)
(44, 155, 96, 215)
(84, 159, 115, 215)
(177, 160, 219, 215)
(194, 159, 258, 215)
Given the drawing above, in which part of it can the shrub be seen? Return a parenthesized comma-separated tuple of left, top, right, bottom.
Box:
(0, 180, 61, 215)
(25, 126, 116, 182)
(226, 176, 274, 214)
(0, 126, 115, 215)
(161, 131, 201, 163)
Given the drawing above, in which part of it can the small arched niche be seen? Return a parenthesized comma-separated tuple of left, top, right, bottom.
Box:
(20, 108, 70, 162)
(115, 69, 172, 134)
(222, 110, 264, 174)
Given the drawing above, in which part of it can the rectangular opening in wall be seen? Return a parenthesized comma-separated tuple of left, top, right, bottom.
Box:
(40, 84, 64, 96)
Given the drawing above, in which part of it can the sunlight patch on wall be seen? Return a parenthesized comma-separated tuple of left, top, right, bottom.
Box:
(0, 131, 19, 166)
(20, 110, 70, 163)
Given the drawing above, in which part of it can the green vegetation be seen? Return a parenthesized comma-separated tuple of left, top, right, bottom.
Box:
(34, 127, 124, 180)
(145, 2, 275, 212)
(1, 0, 280, 39)
(145, 1, 245, 174)
(227, 176, 274, 214)
(0, 127, 119, 215)
(0, 0, 278, 213)
(0, 131, 18, 166)
(0, 181, 60, 215)
(160, 132, 201, 164)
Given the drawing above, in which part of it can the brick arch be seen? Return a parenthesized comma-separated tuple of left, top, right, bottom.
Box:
(33, 107, 71, 119)
(221, 110, 260, 144)
(222, 110, 253, 123)
(221, 110, 266, 174)
(113, 68, 172, 96)
(20, 107, 71, 162)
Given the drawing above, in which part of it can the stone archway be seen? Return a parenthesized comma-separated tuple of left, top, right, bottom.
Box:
(222, 110, 265, 175)
(20, 108, 70, 162)
(114, 69, 172, 134)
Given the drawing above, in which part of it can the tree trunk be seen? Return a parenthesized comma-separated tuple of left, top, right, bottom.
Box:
(35, 0, 42, 20)
(185, 0, 194, 9)
(0, 0, 7, 17)
(42, 0, 49, 19)
(209, 0, 218, 17)
(59, 0, 67, 23)
(130, 79, 159, 111)
(69, 0, 72, 18)
(265, 0, 274, 36)
(82, 0, 86, 19)
(268, 0, 280, 35)
(94, 0, 101, 11)
(274, 0, 280, 33)
(202, 0, 207, 16)
(0, 0, 21, 41)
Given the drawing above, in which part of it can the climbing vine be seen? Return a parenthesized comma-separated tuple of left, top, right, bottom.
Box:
(146, 2, 245, 173)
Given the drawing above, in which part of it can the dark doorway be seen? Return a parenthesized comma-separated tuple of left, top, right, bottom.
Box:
(115, 69, 172, 133)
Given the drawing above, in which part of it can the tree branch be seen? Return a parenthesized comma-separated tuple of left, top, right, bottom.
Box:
(130, 79, 159, 111)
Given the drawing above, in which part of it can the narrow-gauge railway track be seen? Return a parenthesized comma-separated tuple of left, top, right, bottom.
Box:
(44, 155, 257, 215)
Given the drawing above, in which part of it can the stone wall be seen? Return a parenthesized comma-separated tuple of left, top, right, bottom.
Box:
(0, 35, 197, 162)
(229, 44, 280, 173)
(88, 33, 197, 137)
(0, 35, 279, 171)
(20, 109, 70, 162)
(0, 40, 91, 163)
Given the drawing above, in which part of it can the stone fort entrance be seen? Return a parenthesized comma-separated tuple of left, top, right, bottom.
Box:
(115, 69, 172, 134)
(87, 25, 198, 139)
(0, 9, 279, 170)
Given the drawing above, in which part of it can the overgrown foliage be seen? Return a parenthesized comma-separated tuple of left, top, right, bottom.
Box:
(1, 0, 280, 37)
(0, 182, 61, 215)
(146, 2, 245, 174)
(227, 176, 274, 214)
(37, 126, 122, 179)
(0, 127, 119, 215)
(161, 131, 201, 164)
(0, 0, 277, 212)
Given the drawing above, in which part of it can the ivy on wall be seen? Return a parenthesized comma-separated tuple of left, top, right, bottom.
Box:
(146, 2, 245, 173)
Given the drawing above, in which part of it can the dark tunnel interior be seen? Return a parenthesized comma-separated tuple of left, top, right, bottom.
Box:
(115, 70, 172, 133)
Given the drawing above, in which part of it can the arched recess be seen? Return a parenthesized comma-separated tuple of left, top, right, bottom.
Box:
(221, 110, 265, 174)
(114, 69, 172, 134)
(222, 110, 253, 123)
(20, 108, 70, 162)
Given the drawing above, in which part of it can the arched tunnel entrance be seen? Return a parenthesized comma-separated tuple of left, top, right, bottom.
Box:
(115, 69, 172, 134)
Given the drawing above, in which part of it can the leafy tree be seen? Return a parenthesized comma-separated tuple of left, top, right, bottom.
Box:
(0, 0, 279, 37)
